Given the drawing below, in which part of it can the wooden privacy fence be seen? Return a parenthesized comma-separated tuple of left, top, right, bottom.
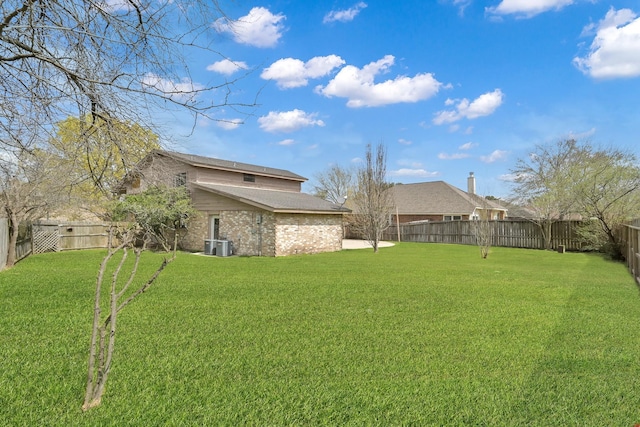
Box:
(1, 221, 129, 268)
(617, 219, 640, 285)
(32, 221, 125, 253)
(381, 220, 583, 250)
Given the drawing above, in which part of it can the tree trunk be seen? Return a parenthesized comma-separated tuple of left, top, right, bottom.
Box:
(5, 211, 19, 268)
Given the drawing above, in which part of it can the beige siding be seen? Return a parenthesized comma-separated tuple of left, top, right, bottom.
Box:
(191, 188, 256, 211)
(125, 155, 302, 195)
(194, 168, 301, 191)
(124, 156, 192, 193)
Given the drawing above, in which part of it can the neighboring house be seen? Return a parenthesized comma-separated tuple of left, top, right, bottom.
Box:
(493, 200, 583, 221)
(388, 173, 507, 223)
(120, 150, 350, 256)
(494, 201, 538, 221)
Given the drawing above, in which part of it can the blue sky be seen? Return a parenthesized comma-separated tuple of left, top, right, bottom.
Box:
(158, 0, 640, 198)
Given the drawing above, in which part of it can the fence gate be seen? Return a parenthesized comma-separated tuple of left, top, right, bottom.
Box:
(32, 224, 59, 254)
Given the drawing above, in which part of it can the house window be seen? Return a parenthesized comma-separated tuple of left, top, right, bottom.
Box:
(444, 215, 462, 221)
(174, 172, 187, 187)
(243, 173, 256, 183)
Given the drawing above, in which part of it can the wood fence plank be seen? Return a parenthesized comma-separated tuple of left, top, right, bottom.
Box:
(383, 220, 584, 251)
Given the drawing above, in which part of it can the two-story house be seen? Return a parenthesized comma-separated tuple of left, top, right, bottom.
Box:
(121, 150, 350, 256)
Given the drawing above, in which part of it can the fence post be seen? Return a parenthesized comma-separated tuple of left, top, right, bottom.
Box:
(0, 218, 8, 271)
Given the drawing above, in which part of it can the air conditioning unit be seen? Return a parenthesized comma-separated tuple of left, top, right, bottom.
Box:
(216, 240, 233, 257)
(204, 239, 217, 255)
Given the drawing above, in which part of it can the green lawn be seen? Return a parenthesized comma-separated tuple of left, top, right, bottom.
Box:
(1, 243, 639, 426)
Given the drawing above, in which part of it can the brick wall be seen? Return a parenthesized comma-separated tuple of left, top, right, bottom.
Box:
(181, 209, 344, 256)
(274, 213, 343, 256)
(220, 210, 275, 256)
(180, 211, 208, 251)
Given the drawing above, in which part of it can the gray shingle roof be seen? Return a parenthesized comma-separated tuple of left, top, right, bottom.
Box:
(389, 181, 507, 215)
(193, 182, 350, 214)
(156, 150, 307, 182)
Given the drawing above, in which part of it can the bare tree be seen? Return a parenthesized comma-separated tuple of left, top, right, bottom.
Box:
(0, 1, 254, 158)
(83, 185, 195, 410)
(471, 196, 495, 259)
(509, 139, 583, 250)
(351, 143, 393, 253)
(82, 226, 176, 411)
(571, 146, 640, 259)
(0, 149, 68, 268)
(311, 164, 356, 204)
(510, 139, 640, 257)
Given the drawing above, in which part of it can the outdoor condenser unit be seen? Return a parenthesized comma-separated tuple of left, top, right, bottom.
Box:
(216, 240, 233, 257)
(204, 239, 216, 256)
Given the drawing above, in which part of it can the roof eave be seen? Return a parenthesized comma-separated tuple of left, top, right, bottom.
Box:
(192, 183, 349, 214)
(157, 150, 307, 182)
(272, 209, 351, 215)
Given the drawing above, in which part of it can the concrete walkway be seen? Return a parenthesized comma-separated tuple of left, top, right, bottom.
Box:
(342, 239, 395, 250)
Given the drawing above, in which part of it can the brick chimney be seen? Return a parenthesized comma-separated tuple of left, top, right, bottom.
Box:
(467, 172, 476, 194)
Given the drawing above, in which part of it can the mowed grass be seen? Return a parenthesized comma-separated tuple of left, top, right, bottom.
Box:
(1, 243, 640, 426)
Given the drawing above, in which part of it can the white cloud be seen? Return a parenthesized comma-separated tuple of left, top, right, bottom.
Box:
(398, 160, 424, 168)
(486, 0, 574, 18)
(398, 138, 412, 145)
(438, 152, 470, 160)
(450, 0, 473, 15)
(500, 173, 520, 182)
(573, 8, 640, 79)
(206, 59, 249, 76)
(388, 168, 440, 178)
(459, 142, 477, 150)
(141, 73, 204, 102)
(261, 55, 345, 89)
(433, 89, 504, 125)
(316, 55, 442, 108)
(277, 139, 296, 146)
(480, 150, 508, 163)
(216, 119, 243, 130)
(258, 109, 325, 133)
(213, 7, 285, 48)
(567, 127, 597, 140)
(324, 2, 368, 23)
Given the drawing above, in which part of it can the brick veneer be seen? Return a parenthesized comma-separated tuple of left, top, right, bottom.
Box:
(180, 211, 208, 251)
(274, 213, 343, 256)
(181, 209, 343, 256)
